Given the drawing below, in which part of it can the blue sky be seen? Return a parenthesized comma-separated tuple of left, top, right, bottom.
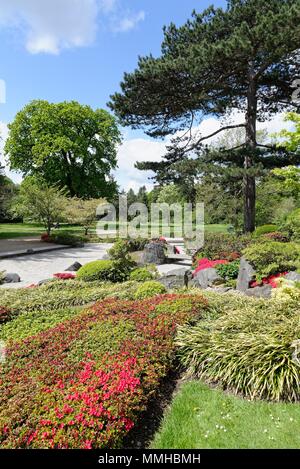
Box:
(0, 0, 289, 190)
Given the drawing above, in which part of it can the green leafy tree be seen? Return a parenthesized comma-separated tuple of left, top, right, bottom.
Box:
(11, 177, 67, 235)
(156, 184, 186, 205)
(5, 100, 121, 199)
(66, 197, 105, 235)
(109, 0, 300, 232)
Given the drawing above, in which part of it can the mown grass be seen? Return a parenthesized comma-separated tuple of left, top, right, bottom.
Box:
(152, 381, 300, 449)
(0, 222, 230, 240)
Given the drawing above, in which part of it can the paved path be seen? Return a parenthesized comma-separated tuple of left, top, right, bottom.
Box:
(0, 243, 113, 288)
(0, 236, 68, 258)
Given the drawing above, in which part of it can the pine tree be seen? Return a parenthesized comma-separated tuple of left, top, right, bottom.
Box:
(109, 0, 300, 232)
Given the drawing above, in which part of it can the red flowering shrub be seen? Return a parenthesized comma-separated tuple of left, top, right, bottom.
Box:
(193, 258, 228, 276)
(0, 306, 12, 324)
(250, 272, 288, 289)
(0, 294, 207, 449)
(41, 233, 51, 242)
(53, 273, 76, 280)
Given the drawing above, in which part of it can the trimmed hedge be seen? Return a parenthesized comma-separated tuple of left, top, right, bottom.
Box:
(129, 268, 155, 282)
(0, 294, 208, 449)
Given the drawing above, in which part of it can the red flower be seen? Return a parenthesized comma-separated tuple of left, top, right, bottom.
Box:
(53, 273, 76, 280)
(193, 258, 228, 276)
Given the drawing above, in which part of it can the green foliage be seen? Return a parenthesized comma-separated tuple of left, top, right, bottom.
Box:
(0, 307, 82, 342)
(274, 113, 300, 153)
(176, 297, 300, 401)
(5, 100, 121, 198)
(129, 267, 155, 282)
(215, 261, 240, 280)
(10, 177, 68, 235)
(280, 208, 300, 240)
(134, 281, 167, 299)
(108, 239, 136, 276)
(49, 231, 85, 246)
(0, 280, 140, 318)
(194, 233, 251, 261)
(156, 184, 186, 205)
(65, 198, 105, 235)
(77, 260, 129, 283)
(253, 225, 278, 238)
(243, 241, 300, 278)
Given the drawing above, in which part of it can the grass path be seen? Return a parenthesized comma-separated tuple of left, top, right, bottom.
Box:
(152, 381, 300, 449)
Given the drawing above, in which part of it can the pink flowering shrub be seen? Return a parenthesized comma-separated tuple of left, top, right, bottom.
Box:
(193, 258, 228, 275)
(0, 294, 207, 449)
(53, 273, 76, 280)
(250, 272, 288, 289)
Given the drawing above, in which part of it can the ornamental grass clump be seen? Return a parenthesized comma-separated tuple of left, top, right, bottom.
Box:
(0, 294, 207, 449)
(176, 297, 300, 402)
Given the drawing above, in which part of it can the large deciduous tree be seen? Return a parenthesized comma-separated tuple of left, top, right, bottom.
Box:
(5, 100, 121, 199)
(109, 0, 300, 232)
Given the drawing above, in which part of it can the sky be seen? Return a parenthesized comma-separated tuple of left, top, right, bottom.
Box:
(0, 0, 292, 191)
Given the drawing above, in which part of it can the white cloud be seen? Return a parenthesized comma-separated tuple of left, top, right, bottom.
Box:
(112, 10, 145, 33)
(0, 0, 142, 54)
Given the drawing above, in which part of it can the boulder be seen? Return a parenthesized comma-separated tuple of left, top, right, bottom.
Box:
(245, 285, 272, 299)
(285, 271, 300, 282)
(142, 243, 166, 265)
(4, 273, 21, 283)
(38, 279, 53, 286)
(65, 262, 82, 272)
(236, 257, 255, 292)
(159, 268, 191, 289)
(193, 267, 222, 289)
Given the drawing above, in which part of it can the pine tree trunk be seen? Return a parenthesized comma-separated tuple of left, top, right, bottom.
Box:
(244, 72, 257, 233)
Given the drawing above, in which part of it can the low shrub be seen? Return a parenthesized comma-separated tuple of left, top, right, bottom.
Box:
(0, 280, 140, 316)
(129, 267, 155, 282)
(134, 281, 167, 299)
(0, 294, 207, 448)
(77, 260, 129, 283)
(48, 231, 85, 247)
(193, 233, 251, 262)
(272, 278, 300, 302)
(280, 209, 300, 241)
(263, 232, 289, 242)
(215, 260, 240, 280)
(176, 296, 300, 401)
(243, 241, 300, 279)
(253, 225, 278, 238)
(0, 307, 83, 342)
(0, 306, 12, 324)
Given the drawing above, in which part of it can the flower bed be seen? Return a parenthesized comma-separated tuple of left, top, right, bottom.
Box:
(0, 294, 208, 449)
(250, 272, 288, 289)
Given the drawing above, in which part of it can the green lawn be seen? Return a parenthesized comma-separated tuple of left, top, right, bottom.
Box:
(0, 222, 230, 240)
(152, 381, 300, 449)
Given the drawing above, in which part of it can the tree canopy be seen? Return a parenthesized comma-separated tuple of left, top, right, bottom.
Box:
(5, 100, 121, 199)
(109, 0, 300, 232)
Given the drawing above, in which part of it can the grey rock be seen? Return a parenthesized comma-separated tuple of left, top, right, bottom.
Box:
(38, 279, 53, 286)
(65, 262, 82, 272)
(4, 273, 21, 283)
(159, 268, 191, 289)
(142, 243, 166, 265)
(285, 271, 300, 282)
(26, 249, 35, 254)
(236, 257, 255, 292)
(193, 267, 222, 289)
(245, 285, 272, 299)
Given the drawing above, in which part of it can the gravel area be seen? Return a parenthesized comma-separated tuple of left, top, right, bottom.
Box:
(0, 243, 113, 288)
